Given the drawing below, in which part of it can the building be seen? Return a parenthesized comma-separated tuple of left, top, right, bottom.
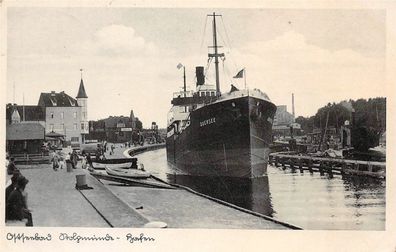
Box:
(38, 91, 82, 146)
(6, 104, 46, 125)
(273, 105, 294, 126)
(37, 77, 89, 146)
(272, 105, 301, 137)
(6, 74, 89, 149)
(6, 122, 45, 154)
(87, 110, 143, 143)
(88, 115, 133, 143)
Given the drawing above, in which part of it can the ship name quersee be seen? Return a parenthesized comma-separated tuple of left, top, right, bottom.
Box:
(200, 117, 216, 127)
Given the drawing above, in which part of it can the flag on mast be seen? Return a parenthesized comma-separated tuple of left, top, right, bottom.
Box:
(233, 69, 244, 78)
(177, 63, 184, 69)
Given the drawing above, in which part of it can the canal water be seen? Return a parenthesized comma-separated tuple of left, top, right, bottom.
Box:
(135, 148, 385, 230)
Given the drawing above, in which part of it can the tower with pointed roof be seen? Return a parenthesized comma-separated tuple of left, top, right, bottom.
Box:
(77, 69, 89, 143)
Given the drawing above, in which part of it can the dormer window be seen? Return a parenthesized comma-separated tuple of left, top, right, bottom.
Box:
(50, 97, 57, 106)
(69, 98, 75, 106)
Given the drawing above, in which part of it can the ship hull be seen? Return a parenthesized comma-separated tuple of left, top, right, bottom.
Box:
(166, 95, 276, 178)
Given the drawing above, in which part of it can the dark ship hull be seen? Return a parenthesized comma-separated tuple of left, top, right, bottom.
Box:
(166, 95, 276, 178)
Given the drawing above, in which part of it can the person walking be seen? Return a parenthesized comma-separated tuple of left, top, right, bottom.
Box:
(58, 151, 65, 169)
(51, 152, 59, 171)
(71, 150, 78, 169)
(81, 151, 87, 169)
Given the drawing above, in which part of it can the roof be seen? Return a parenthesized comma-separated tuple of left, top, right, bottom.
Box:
(76, 79, 88, 98)
(6, 122, 45, 140)
(6, 104, 45, 123)
(38, 91, 78, 107)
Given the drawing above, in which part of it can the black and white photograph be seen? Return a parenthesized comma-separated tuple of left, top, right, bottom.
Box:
(1, 1, 395, 251)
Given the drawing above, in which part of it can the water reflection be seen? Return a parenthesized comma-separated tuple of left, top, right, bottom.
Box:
(167, 174, 274, 217)
(135, 148, 385, 230)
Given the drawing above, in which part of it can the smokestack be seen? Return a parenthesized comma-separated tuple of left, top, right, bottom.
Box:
(196, 66, 205, 86)
(292, 93, 295, 122)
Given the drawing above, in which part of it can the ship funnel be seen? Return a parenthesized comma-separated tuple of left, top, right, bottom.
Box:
(196, 66, 205, 86)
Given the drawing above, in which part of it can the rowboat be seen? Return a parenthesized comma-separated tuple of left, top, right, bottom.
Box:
(105, 166, 151, 179)
(91, 158, 138, 170)
(91, 162, 134, 170)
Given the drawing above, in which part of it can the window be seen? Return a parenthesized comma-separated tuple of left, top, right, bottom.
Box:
(60, 112, 64, 120)
(50, 124, 54, 132)
(73, 112, 77, 119)
(61, 124, 65, 131)
(50, 112, 54, 119)
(74, 123, 77, 130)
(81, 123, 84, 130)
(71, 137, 79, 142)
(82, 112, 86, 120)
(211, 91, 215, 96)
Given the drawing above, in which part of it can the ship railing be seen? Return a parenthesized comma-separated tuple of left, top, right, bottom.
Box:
(173, 90, 194, 98)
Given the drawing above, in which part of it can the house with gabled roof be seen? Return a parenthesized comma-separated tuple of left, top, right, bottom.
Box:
(37, 76, 89, 146)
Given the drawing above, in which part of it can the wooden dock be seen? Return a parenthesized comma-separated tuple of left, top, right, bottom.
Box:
(269, 153, 386, 179)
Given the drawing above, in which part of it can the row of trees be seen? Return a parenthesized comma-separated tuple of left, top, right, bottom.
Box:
(295, 97, 386, 151)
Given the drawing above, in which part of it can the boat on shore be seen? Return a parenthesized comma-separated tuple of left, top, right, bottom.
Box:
(91, 162, 135, 170)
(166, 13, 276, 178)
(91, 157, 138, 170)
(105, 166, 151, 179)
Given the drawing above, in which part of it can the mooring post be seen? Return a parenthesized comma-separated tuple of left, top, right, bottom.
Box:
(290, 158, 295, 170)
(327, 161, 333, 178)
(274, 156, 279, 167)
(319, 160, 324, 175)
(341, 162, 346, 175)
(282, 157, 286, 170)
(308, 158, 313, 173)
(298, 158, 303, 173)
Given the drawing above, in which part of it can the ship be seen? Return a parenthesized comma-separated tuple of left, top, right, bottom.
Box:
(166, 13, 277, 178)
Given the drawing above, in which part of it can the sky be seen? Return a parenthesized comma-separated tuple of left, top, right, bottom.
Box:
(6, 8, 386, 128)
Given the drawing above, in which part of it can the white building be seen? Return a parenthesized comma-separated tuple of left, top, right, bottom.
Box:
(37, 77, 89, 145)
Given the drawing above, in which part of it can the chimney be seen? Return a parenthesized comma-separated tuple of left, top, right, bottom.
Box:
(292, 93, 295, 122)
(51, 91, 56, 96)
(196, 66, 205, 86)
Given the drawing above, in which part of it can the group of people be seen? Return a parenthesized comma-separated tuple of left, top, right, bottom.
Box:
(5, 155, 33, 226)
(51, 149, 92, 170)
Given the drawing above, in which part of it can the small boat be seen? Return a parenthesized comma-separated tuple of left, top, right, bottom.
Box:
(105, 166, 151, 179)
(91, 158, 138, 170)
(91, 162, 134, 170)
(93, 158, 138, 164)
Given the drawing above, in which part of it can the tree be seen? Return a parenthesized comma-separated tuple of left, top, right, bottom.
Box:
(294, 97, 386, 151)
(135, 117, 143, 131)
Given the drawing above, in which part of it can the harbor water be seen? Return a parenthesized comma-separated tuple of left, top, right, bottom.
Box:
(135, 148, 385, 230)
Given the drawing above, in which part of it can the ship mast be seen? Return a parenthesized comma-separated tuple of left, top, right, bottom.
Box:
(208, 12, 224, 96)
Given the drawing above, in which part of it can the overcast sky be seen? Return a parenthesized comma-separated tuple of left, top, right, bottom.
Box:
(7, 8, 386, 128)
